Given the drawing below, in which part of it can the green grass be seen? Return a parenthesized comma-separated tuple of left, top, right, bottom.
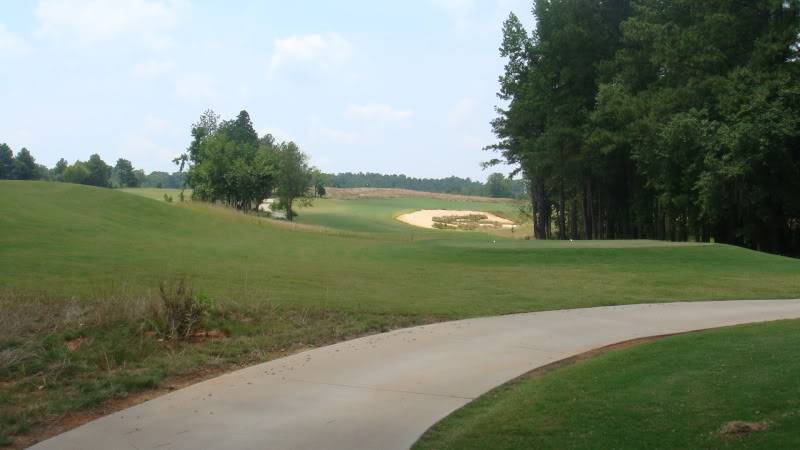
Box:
(293, 196, 524, 234)
(120, 187, 186, 202)
(414, 319, 800, 450)
(1, 180, 800, 446)
(2, 181, 799, 317)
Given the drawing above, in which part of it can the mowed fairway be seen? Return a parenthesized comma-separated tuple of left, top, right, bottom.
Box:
(2, 180, 800, 317)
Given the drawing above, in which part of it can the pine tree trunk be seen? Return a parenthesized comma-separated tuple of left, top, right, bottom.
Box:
(558, 177, 566, 240)
(528, 177, 537, 238)
(570, 199, 578, 239)
(558, 147, 566, 240)
(583, 178, 593, 240)
(532, 177, 548, 240)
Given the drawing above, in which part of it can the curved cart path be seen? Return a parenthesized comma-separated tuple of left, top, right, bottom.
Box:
(32, 299, 800, 450)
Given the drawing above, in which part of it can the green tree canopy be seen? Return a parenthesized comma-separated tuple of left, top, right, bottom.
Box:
(52, 158, 69, 182)
(12, 148, 36, 180)
(63, 161, 91, 185)
(115, 158, 139, 188)
(486, 173, 512, 198)
(490, 0, 800, 255)
(84, 154, 112, 187)
(179, 110, 280, 212)
(0, 144, 14, 179)
(274, 142, 312, 221)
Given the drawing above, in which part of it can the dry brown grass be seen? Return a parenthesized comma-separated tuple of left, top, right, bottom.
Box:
(0, 292, 154, 343)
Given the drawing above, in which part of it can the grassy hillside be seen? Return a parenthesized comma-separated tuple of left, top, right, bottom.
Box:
(415, 319, 800, 450)
(2, 180, 800, 446)
(2, 181, 800, 317)
(120, 187, 185, 202)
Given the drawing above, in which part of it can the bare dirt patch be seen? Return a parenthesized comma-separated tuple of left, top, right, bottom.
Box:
(718, 420, 769, 437)
(64, 337, 90, 352)
(397, 209, 516, 230)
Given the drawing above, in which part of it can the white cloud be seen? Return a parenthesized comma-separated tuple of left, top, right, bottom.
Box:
(174, 73, 216, 100)
(345, 104, 413, 122)
(318, 127, 359, 144)
(35, 0, 182, 48)
(447, 97, 476, 127)
(0, 24, 31, 56)
(132, 59, 176, 77)
(269, 33, 352, 73)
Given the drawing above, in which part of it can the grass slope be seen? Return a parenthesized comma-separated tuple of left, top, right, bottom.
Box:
(2, 181, 799, 317)
(414, 319, 800, 450)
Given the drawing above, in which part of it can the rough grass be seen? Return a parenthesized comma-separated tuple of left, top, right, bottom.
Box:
(414, 319, 800, 450)
(2, 181, 800, 446)
(0, 293, 432, 447)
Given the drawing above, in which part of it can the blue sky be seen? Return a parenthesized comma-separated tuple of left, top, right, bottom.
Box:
(0, 0, 533, 180)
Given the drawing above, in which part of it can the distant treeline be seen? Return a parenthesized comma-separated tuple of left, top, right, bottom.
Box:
(1, 142, 523, 200)
(326, 172, 526, 199)
(135, 171, 186, 189)
(0, 143, 184, 188)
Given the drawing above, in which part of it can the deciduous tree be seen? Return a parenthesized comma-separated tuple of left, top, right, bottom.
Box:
(85, 154, 112, 187)
(64, 161, 90, 185)
(52, 158, 68, 182)
(274, 142, 312, 221)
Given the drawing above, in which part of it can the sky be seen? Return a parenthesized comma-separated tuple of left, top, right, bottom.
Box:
(0, 0, 535, 181)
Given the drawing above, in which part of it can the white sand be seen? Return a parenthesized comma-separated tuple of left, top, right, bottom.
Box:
(396, 209, 515, 229)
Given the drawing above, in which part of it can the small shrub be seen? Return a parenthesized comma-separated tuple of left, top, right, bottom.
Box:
(163, 193, 173, 203)
(150, 280, 213, 340)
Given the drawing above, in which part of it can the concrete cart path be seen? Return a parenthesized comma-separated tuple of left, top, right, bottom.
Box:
(31, 300, 800, 450)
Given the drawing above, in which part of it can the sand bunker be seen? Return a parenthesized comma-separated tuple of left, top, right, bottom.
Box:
(396, 209, 516, 230)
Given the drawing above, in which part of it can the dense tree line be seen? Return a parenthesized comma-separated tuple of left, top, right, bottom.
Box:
(327, 172, 526, 198)
(491, 0, 800, 255)
(1, 143, 113, 187)
(175, 110, 314, 220)
(0, 142, 185, 189)
(0, 144, 49, 181)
